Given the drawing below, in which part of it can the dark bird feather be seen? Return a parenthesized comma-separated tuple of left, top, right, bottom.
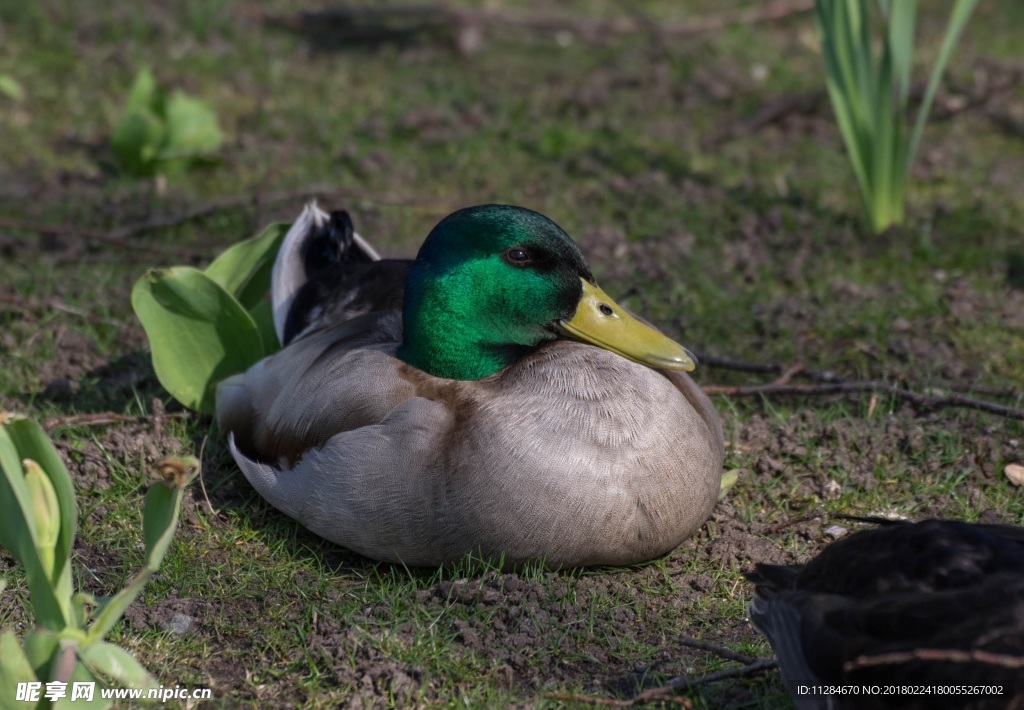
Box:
(745, 519, 1024, 710)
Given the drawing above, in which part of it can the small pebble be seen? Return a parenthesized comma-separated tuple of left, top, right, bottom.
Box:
(165, 613, 194, 635)
(824, 525, 848, 539)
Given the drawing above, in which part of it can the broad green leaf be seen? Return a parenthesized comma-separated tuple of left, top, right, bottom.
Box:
(0, 629, 38, 710)
(205, 222, 289, 310)
(124, 68, 157, 115)
(248, 300, 279, 354)
(22, 628, 59, 678)
(885, 0, 916, 107)
(161, 91, 222, 159)
(111, 109, 165, 177)
(53, 662, 110, 709)
(131, 267, 266, 413)
(79, 642, 158, 691)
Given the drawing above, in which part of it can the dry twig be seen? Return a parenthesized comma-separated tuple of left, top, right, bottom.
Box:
(544, 636, 776, 706)
(194, 434, 218, 517)
(697, 353, 1024, 421)
(1, 185, 463, 261)
(676, 635, 759, 665)
(846, 648, 1024, 672)
(42, 411, 189, 432)
(634, 659, 778, 703)
(765, 513, 824, 535)
(700, 380, 1024, 421)
(264, 0, 812, 47)
(0, 292, 123, 328)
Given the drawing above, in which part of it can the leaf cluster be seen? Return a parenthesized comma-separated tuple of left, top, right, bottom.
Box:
(0, 416, 199, 709)
(815, 0, 977, 233)
(132, 223, 288, 413)
(111, 68, 223, 178)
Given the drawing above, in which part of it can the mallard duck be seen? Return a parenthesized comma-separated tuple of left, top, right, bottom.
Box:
(745, 518, 1024, 710)
(216, 204, 724, 567)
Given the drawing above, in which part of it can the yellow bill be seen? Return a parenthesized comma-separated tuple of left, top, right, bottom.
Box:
(556, 280, 697, 371)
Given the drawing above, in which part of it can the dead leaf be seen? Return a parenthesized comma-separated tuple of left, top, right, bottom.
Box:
(1005, 462, 1024, 486)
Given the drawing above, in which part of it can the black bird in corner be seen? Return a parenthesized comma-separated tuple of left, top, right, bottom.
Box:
(745, 518, 1024, 710)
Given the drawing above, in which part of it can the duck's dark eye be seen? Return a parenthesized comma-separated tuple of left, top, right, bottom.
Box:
(503, 247, 532, 265)
(599, 304, 614, 316)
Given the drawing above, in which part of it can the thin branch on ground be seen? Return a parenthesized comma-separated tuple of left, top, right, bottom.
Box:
(263, 0, 812, 46)
(634, 659, 779, 703)
(697, 352, 1024, 420)
(543, 636, 776, 706)
(701, 380, 1024, 421)
(0, 292, 123, 327)
(1, 185, 463, 258)
(541, 692, 655, 708)
(702, 350, 1021, 396)
(702, 89, 827, 148)
(846, 648, 1024, 672)
(677, 635, 759, 665)
(694, 353, 782, 376)
(194, 434, 219, 517)
(772, 363, 805, 386)
(765, 513, 824, 535)
(42, 411, 189, 432)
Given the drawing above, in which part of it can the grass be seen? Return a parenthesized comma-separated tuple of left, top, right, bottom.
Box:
(1, 0, 1023, 707)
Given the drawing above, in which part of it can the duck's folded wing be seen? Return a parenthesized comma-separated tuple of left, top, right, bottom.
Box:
(216, 311, 415, 465)
(227, 393, 461, 565)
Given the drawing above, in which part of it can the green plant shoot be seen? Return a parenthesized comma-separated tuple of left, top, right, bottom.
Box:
(111, 68, 223, 178)
(132, 222, 287, 413)
(0, 414, 199, 709)
(815, 0, 978, 233)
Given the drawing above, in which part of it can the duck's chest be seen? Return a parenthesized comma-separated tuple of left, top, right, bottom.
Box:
(451, 343, 709, 480)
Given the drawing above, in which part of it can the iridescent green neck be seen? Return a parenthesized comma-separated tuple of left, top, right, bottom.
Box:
(394, 205, 590, 381)
(397, 271, 542, 380)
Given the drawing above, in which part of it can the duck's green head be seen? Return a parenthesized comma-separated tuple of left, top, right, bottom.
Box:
(396, 204, 696, 380)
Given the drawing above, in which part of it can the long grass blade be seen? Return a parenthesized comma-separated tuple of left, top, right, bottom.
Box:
(884, 0, 917, 109)
(816, 0, 976, 232)
(904, 0, 978, 177)
(816, 1, 872, 213)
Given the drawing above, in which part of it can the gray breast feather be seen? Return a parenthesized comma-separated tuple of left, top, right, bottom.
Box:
(220, 335, 724, 566)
